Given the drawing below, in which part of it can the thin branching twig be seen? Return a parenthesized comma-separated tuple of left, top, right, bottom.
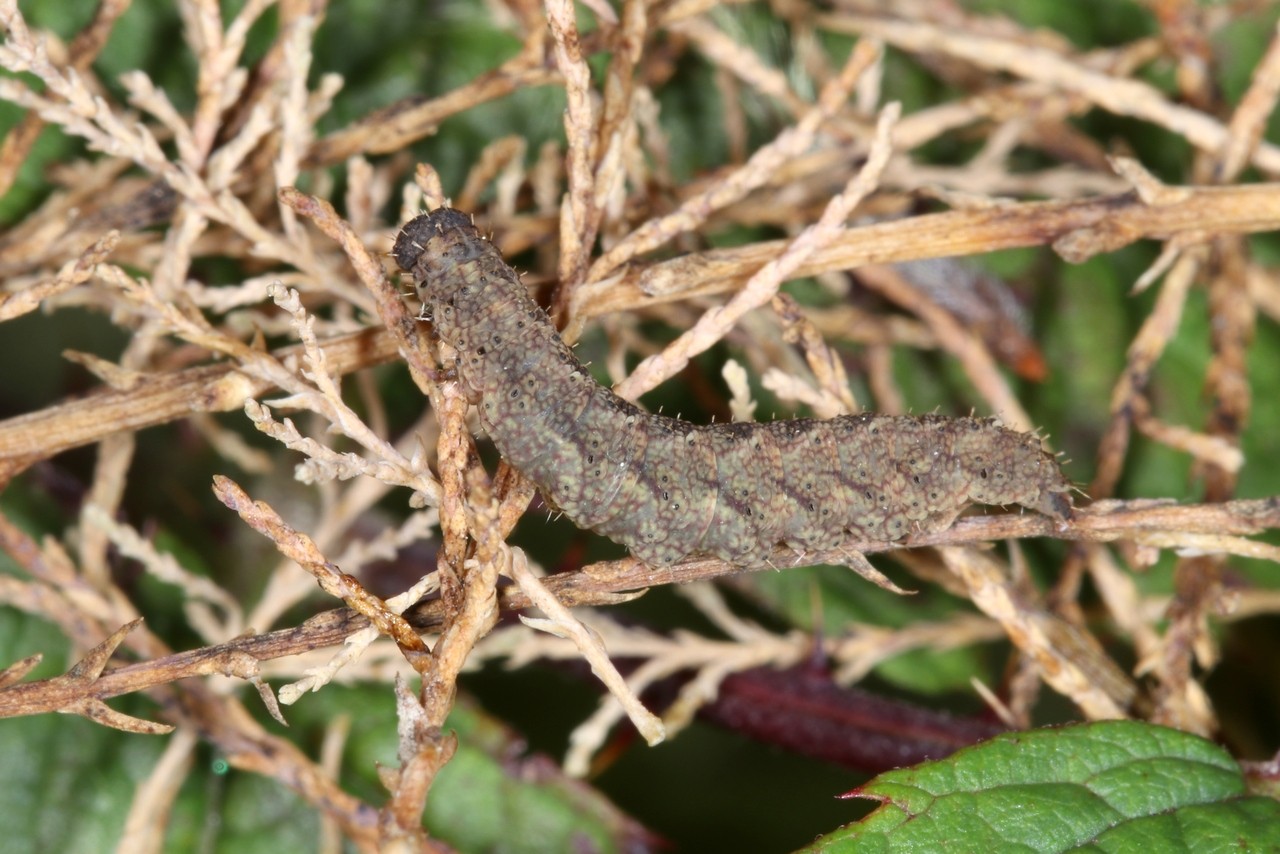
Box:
(2, 1, 1280, 848)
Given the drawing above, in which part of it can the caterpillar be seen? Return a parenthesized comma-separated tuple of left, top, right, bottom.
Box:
(393, 209, 1072, 567)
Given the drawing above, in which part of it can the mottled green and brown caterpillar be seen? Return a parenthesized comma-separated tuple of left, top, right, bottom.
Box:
(394, 209, 1072, 566)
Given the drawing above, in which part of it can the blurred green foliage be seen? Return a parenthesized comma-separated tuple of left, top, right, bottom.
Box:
(2, 0, 1279, 851)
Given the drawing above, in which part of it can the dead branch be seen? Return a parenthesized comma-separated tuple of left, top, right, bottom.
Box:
(0, 327, 398, 479)
(572, 179, 1280, 320)
(3, 497, 1275, 724)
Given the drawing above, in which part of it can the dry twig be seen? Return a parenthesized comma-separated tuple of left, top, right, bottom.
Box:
(3, 2, 1280, 848)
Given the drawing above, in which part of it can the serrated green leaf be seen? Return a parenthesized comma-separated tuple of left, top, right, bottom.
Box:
(802, 720, 1280, 853)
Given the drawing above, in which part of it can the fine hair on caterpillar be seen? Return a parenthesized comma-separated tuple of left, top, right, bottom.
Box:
(394, 208, 1072, 566)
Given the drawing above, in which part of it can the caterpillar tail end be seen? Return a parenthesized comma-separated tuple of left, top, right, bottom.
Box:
(1036, 488, 1074, 522)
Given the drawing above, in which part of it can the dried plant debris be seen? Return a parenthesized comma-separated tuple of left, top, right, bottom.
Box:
(1, 0, 1280, 850)
(395, 208, 1071, 566)
(890, 257, 1047, 381)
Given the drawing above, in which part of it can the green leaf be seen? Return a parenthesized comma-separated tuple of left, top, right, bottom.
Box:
(0, 600, 643, 852)
(802, 720, 1280, 853)
(747, 564, 989, 695)
(298, 689, 647, 854)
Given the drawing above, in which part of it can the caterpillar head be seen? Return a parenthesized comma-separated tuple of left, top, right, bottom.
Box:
(393, 208, 489, 305)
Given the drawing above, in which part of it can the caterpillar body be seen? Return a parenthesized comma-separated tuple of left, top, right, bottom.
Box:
(394, 209, 1072, 566)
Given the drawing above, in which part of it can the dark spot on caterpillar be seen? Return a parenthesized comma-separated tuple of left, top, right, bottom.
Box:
(395, 208, 1073, 566)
